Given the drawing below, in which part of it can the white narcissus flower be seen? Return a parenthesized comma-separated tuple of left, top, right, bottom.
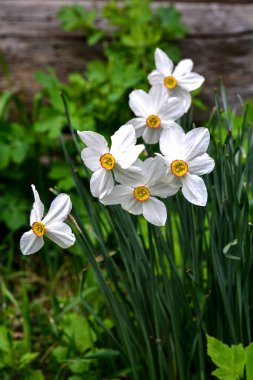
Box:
(128, 85, 185, 144)
(100, 157, 180, 226)
(77, 124, 144, 199)
(148, 48, 205, 112)
(20, 185, 76, 255)
(158, 125, 215, 206)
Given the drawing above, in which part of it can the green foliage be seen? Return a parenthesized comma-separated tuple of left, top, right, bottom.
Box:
(58, 5, 103, 45)
(207, 335, 253, 380)
(246, 344, 253, 380)
(0, 325, 44, 379)
(207, 335, 245, 379)
(0, 267, 123, 379)
(32, 0, 188, 141)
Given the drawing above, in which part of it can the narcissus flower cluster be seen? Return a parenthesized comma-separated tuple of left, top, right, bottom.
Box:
(20, 48, 214, 255)
(78, 48, 214, 226)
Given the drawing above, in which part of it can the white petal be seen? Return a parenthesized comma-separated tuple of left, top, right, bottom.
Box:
(30, 184, 44, 225)
(162, 171, 182, 186)
(149, 177, 180, 198)
(183, 127, 210, 161)
(42, 194, 72, 225)
(114, 165, 145, 187)
(154, 48, 173, 77)
(110, 124, 143, 160)
(142, 127, 162, 144)
(182, 173, 207, 206)
(115, 145, 144, 169)
(169, 86, 191, 112)
(143, 197, 167, 226)
(90, 169, 114, 199)
(46, 222, 76, 249)
(121, 197, 143, 215)
(129, 90, 150, 118)
(159, 124, 185, 160)
(178, 72, 205, 92)
(148, 85, 168, 114)
(77, 131, 108, 154)
(126, 118, 146, 137)
(81, 147, 101, 171)
(100, 185, 133, 205)
(173, 59, 194, 78)
(188, 153, 215, 176)
(148, 70, 164, 86)
(142, 157, 167, 185)
(20, 230, 44, 255)
(159, 97, 186, 122)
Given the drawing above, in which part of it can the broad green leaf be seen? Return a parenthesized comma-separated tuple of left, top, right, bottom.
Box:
(246, 343, 253, 380)
(19, 352, 39, 369)
(154, 6, 188, 38)
(0, 326, 11, 353)
(69, 360, 90, 374)
(62, 314, 96, 353)
(51, 346, 68, 363)
(11, 140, 29, 164)
(207, 335, 245, 379)
(58, 5, 96, 32)
(25, 370, 45, 380)
(0, 142, 10, 169)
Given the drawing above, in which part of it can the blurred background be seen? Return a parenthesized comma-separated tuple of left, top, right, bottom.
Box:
(0, 1, 252, 379)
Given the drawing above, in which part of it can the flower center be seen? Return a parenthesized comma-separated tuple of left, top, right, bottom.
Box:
(170, 160, 188, 177)
(146, 114, 161, 129)
(32, 221, 46, 237)
(164, 75, 177, 89)
(133, 186, 150, 202)
(100, 153, 115, 170)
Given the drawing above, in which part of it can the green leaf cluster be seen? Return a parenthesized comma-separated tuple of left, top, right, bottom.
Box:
(207, 334, 253, 380)
(0, 325, 44, 379)
(33, 0, 188, 141)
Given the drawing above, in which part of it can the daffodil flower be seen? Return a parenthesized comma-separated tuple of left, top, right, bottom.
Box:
(148, 48, 205, 112)
(78, 124, 145, 199)
(100, 157, 179, 226)
(158, 125, 215, 206)
(20, 185, 76, 255)
(127, 85, 185, 144)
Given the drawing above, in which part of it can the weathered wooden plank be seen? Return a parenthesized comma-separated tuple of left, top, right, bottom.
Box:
(0, 1, 252, 113)
(0, 2, 252, 35)
(178, 35, 253, 109)
(0, 0, 252, 3)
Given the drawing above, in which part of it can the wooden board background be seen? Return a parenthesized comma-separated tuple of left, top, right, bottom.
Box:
(0, 0, 253, 113)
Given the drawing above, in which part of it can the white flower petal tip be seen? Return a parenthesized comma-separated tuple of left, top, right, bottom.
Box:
(42, 193, 72, 225)
(20, 230, 44, 255)
(143, 198, 167, 226)
(77, 130, 108, 154)
(21, 187, 76, 255)
(46, 222, 76, 249)
(182, 174, 208, 206)
(30, 184, 44, 225)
